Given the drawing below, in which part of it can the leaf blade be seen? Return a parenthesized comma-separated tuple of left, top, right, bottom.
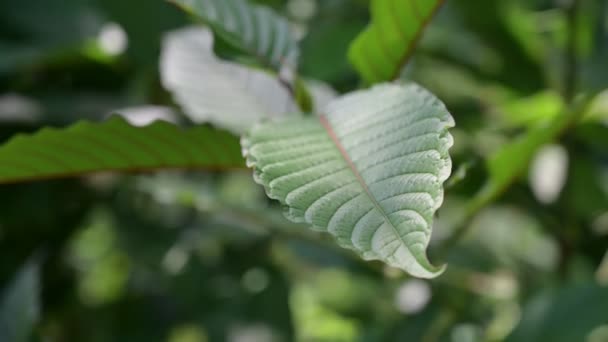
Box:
(243, 83, 454, 278)
(0, 116, 244, 184)
(170, 0, 299, 69)
(160, 27, 297, 134)
(348, 0, 445, 84)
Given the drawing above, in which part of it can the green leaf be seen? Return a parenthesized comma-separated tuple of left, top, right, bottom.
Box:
(348, 0, 445, 84)
(485, 98, 589, 195)
(0, 116, 244, 184)
(161, 27, 297, 134)
(243, 83, 454, 278)
(170, 0, 299, 70)
(0, 260, 40, 342)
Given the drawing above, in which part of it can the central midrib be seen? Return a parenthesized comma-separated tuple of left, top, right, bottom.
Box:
(319, 115, 409, 252)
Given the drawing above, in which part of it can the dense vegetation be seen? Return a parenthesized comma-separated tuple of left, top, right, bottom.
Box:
(0, 0, 607, 341)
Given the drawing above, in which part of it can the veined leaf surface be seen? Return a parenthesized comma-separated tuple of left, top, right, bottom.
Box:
(161, 27, 297, 134)
(243, 83, 454, 278)
(0, 116, 243, 184)
(170, 0, 299, 69)
(348, 0, 445, 84)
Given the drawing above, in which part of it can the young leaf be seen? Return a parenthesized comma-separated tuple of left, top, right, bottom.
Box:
(170, 0, 299, 69)
(0, 116, 243, 184)
(0, 260, 40, 342)
(161, 27, 297, 134)
(348, 0, 445, 85)
(243, 83, 454, 278)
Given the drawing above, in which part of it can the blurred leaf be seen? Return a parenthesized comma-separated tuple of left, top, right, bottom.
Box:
(170, 0, 299, 70)
(485, 97, 589, 196)
(243, 83, 454, 278)
(348, 0, 445, 84)
(497, 91, 564, 128)
(450, 0, 545, 92)
(0, 116, 243, 184)
(507, 283, 608, 342)
(161, 27, 297, 134)
(290, 283, 360, 341)
(468, 206, 559, 272)
(0, 260, 40, 342)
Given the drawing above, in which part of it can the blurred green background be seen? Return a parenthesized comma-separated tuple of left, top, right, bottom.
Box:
(1, 0, 608, 341)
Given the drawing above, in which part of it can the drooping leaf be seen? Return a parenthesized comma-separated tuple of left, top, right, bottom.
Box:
(0, 116, 243, 184)
(0, 260, 40, 342)
(161, 27, 297, 134)
(348, 0, 445, 85)
(243, 83, 454, 278)
(170, 0, 299, 70)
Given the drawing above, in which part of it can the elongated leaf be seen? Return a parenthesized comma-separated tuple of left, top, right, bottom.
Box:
(0, 116, 243, 184)
(486, 97, 590, 194)
(161, 27, 297, 134)
(0, 260, 40, 342)
(170, 0, 299, 69)
(348, 0, 445, 84)
(243, 83, 454, 278)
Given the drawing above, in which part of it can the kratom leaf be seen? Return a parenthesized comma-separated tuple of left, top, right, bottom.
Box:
(170, 0, 299, 70)
(348, 0, 445, 85)
(0, 260, 40, 342)
(161, 27, 297, 134)
(0, 116, 243, 184)
(243, 83, 454, 278)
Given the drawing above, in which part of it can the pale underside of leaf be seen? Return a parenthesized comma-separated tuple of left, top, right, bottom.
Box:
(0, 116, 244, 184)
(171, 0, 299, 69)
(348, 0, 445, 84)
(243, 83, 454, 278)
(161, 27, 297, 134)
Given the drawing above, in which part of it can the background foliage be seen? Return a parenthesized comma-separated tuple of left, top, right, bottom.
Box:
(0, 0, 607, 341)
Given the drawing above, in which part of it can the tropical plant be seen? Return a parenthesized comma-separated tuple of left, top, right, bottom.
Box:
(0, 0, 607, 340)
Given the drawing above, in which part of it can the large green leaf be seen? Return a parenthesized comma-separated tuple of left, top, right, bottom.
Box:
(170, 0, 299, 70)
(0, 260, 40, 342)
(0, 116, 243, 184)
(348, 0, 445, 84)
(161, 27, 297, 134)
(243, 83, 454, 278)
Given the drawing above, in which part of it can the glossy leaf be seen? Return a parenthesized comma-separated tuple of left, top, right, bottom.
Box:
(243, 83, 454, 278)
(161, 27, 297, 134)
(0, 261, 40, 342)
(170, 0, 299, 69)
(0, 116, 243, 184)
(348, 0, 445, 84)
